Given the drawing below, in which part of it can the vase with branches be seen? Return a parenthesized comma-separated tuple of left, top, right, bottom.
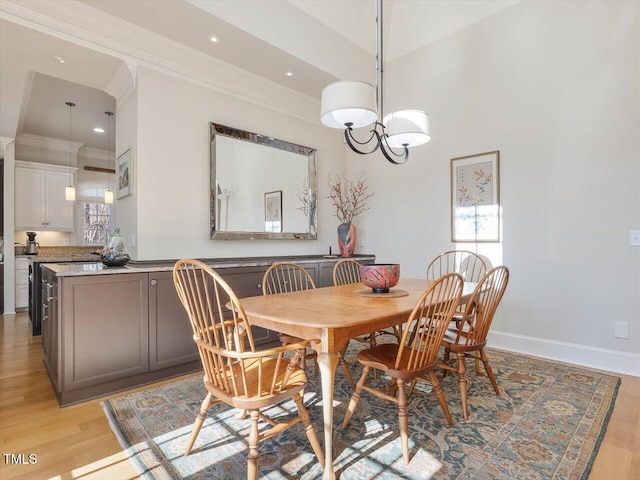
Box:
(327, 171, 374, 257)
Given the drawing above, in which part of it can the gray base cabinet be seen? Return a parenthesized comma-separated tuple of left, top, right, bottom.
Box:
(62, 273, 150, 392)
(41, 268, 60, 393)
(149, 271, 198, 370)
(42, 254, 374, 406)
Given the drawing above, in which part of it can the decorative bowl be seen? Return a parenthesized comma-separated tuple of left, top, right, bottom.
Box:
(360, 264, 400, 293)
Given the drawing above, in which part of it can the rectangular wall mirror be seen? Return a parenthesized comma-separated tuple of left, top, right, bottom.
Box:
(210, 122, 318, 240)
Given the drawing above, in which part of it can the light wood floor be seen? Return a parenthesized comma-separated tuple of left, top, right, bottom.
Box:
(1, 312, 638, 479)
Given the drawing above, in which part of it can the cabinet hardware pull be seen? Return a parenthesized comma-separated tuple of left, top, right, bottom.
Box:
(150, 279, 157, 286)
(256, 283, 262, 289)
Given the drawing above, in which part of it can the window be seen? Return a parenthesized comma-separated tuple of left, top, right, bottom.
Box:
(82, 203, 112, 245)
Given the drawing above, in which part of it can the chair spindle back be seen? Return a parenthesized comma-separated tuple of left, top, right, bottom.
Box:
(426, 250, 487, 283)
(263, 262, 316, 295)
(332, 259, 362, 286)
(397, 273, 464, 371)
(456, 265, 509, 346)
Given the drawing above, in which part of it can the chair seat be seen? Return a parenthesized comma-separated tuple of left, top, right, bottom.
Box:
(441, 329, 487, 353)
(357, 343, 432, 379)
(206, 357, 308, 410)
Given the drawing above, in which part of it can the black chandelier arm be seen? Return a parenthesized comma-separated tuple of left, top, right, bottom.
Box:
(343, 125, 382, 155)
(379, 133, 409, 165)
(343, 122, 409, 164)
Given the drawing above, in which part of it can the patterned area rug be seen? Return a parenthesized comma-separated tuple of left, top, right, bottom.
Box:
(102, 347, 619, 479)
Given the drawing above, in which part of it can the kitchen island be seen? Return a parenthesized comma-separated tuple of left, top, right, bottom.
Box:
(41, 254, 375, 406)
(29, 250, 102, 336)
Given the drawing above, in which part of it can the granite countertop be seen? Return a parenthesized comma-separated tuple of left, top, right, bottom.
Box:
(42, 254, 376, 277)
(29, 253, 101, 262)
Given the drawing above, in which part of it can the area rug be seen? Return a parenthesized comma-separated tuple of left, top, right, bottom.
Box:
(102, 347, 620, 479)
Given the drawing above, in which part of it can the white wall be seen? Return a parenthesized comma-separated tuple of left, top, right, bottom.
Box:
(354, 0, 640, 374)
(2, 141, 15, 314)
(112, 86, 138, 257)
(126, 67, 344, 260)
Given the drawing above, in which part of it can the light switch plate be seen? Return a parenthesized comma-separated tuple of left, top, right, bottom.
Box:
(614, 321, 629, 339)
(630, 230, 640, 246)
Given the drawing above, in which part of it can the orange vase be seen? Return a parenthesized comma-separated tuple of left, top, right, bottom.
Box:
(337, 223, 357, 257)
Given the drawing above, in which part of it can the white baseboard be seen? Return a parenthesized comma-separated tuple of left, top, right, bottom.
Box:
(488, 330, 640, 377)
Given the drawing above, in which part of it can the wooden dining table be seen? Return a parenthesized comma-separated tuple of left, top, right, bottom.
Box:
(239, 277, 477, 480)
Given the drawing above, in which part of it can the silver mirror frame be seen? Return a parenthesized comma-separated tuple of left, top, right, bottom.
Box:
(210, 122, 318, 240)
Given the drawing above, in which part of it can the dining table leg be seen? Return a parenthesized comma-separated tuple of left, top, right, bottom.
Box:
(316, 350, 340, 480)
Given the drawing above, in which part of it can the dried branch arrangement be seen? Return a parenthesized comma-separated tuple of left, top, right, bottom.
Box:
(327, 171, 374, 224)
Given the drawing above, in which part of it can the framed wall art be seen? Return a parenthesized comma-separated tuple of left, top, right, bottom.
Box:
(451, 150, 500, 242)
(116, 148, 133, 199)
(264, 190, 282, 233)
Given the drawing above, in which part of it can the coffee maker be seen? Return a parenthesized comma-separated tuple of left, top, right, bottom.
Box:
(25, 231, 39, 255)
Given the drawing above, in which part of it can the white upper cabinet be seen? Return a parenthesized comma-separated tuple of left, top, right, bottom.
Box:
(15, 160, 76, 231)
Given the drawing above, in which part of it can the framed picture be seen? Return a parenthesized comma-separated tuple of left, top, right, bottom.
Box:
(116, 148, 133, 199)
(451, 150, 500, 242)
(264, 190, 282, 232)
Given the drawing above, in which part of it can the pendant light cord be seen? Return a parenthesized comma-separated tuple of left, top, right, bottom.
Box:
(66, 101, 75, 169)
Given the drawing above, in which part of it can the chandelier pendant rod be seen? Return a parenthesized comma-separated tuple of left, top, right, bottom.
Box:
(376, 0, 383, 121)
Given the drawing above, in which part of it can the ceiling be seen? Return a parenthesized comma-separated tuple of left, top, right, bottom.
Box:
(0, 0, 519, 150)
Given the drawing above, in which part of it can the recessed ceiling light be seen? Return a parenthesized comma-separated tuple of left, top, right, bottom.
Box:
(209, 35, 219, 43)
(285, 71, 294, 77)
(93, 127, 105, 133)
(53, 55, 69, 64)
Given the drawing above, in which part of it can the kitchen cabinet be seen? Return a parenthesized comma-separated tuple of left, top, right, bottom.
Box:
(15, 257, 29, 309)
(15, 160, 75, 231)
(42, 254, 376, 406)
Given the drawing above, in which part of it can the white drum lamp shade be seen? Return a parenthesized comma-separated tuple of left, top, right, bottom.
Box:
(321, 81, 377, 129)
(383, 110, 431, 148)
(104, 189, 114, 204)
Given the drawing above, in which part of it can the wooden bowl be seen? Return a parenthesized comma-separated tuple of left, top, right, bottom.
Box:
(360, 264, 400, 293)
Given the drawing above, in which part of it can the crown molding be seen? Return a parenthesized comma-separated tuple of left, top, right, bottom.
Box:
(0, 0, 320, 124)
(15, 159, 77, 173)
(105, 61, 137, 107)
(79, 145, 113, 162)
(16, 133, 83, 153)
(0, 136, 15, 153)
(16, 70, 35, 137)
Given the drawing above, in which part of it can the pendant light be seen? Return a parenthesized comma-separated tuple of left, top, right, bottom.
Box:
(104, 111, 114, 204)
(320, 0, 430, 164)
(65, 101, 76, 201)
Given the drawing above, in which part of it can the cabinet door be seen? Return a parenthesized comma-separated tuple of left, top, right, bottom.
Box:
(148, 271, 198, 370)
(15, 167, 45, 229)
(15, 284, 29, 309)
(219, 266, 280, 346)
(45, 171, 74, 230)
(62, 273, 149, 391)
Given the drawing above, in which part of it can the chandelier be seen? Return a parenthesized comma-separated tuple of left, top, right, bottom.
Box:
(320, 0, 430, 164)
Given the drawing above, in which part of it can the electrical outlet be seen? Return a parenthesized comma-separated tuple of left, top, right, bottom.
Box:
(129, 233, 136, 249)
(614, 321, 629, 339)
(630, 230, 640, 246)
(358, 236, 364, 247)
(63, 239, 70, 246)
